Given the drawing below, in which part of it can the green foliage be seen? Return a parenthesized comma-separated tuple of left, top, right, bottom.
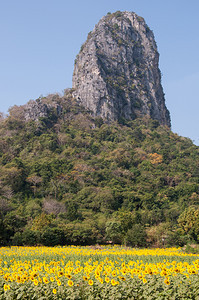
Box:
(0, 94, 199, 246)
(126, 224, 147, 247)
(21, 229, 39, 246)
(41, 227, 66, 246)
(178, 206, 199, 242)
(65, 201, 79, 221)
(105, 220, 122, 244)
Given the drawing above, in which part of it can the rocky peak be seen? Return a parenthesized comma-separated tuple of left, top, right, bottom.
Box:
(72, 11, 171, 127)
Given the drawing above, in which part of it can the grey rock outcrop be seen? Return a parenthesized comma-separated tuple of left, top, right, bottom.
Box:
(23, 96, 62, 122)
(72, 11, 171, 127)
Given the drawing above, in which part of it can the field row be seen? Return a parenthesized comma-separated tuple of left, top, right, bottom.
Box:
(0, 246, 199, 299)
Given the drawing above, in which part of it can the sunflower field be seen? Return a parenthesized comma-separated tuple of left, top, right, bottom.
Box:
(0, 246, 198, 299)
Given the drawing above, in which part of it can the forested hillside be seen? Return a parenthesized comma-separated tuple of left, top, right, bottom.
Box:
(0, 92, 199, 247)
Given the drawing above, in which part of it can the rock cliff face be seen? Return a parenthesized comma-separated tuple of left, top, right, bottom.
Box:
(23, 96, 62, 122)
(72, 11, 171, 127)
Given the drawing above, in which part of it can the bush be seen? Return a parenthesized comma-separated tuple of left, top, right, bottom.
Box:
(22, 229, 39, 246)
(126, 224, 147, 247)
(41, 227, 66, 246)
(105, 220, 122, 244)
(70, 223, 97, 245)
(166, 229, 189, 247)
(12, 232, 23, 246)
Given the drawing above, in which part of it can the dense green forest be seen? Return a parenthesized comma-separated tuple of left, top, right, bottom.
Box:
(0, 91, 199, 247)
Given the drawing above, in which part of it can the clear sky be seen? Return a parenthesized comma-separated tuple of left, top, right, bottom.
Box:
(0, 0, 199, 144)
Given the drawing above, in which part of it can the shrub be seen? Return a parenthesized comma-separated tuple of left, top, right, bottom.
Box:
(41, 227, 66, 246)
(126, 224, 147, 247)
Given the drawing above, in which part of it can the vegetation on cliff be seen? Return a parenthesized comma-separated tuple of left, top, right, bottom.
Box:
(0, 92, 198, 246)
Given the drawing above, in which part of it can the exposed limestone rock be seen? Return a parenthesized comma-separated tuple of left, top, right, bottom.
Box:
(23, 96, 62, 122)
(72, 11, 171, 127)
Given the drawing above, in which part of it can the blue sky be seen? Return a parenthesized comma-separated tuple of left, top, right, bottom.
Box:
(0, 0, 199, 144)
